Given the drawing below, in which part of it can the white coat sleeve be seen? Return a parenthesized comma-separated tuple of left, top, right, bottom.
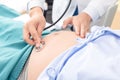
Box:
(27, 0, 45, 11)
(83, 0, 117, 22)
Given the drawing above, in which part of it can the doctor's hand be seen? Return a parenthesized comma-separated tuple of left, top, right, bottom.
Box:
(23, 7, 46, 47)
(62, 12, 92, 38)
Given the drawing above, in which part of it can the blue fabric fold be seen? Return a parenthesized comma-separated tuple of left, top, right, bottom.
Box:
(37, 26, 120, 80)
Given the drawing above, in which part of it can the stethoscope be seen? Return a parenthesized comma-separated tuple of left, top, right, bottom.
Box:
(34, 0, 72, 52)
(43, 0, 72, 31)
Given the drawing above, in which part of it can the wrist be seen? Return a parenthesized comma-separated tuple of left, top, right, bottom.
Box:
(78, 12, 92, 22)
(82, 6, 100, 22)
(27, 0, 45, 13)
(29, 7, 44, 17)
(84, 12, 92, 22)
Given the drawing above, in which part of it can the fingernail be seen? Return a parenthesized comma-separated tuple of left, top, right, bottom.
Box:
(76, 32, 80, 36)
(81, 34, 85, 38)
(36, 43, 40, 48)
(76, 34, 80, 36)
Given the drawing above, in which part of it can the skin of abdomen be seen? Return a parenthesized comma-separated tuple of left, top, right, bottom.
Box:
(27, 31, 78, 80)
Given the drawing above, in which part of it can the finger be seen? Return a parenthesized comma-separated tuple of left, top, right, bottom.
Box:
(62, 17, 73, 29)
(73, 19, 80, 36)
(80, 24, 86, 38)
(23, 25, 35, 45)
(37, 24, 44, 41)
(37, 22, 45, 39)
(28, 25, 40, 47)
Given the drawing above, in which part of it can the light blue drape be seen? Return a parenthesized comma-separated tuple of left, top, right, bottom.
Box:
(0, 4, 33, 80)
(0, 4, 50, 80)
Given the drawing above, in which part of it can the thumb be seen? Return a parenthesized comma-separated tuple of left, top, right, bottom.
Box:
(62, 17, 73, 29)
(29, 26, 41, 47)
(37, 24, 44, 41)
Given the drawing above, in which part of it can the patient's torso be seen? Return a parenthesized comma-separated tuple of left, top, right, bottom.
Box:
(28, 31, 78, 80)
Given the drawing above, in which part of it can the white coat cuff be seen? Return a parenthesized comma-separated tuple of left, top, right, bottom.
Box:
(83, 6, 101, 22)
(27, 0, 44, 12)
